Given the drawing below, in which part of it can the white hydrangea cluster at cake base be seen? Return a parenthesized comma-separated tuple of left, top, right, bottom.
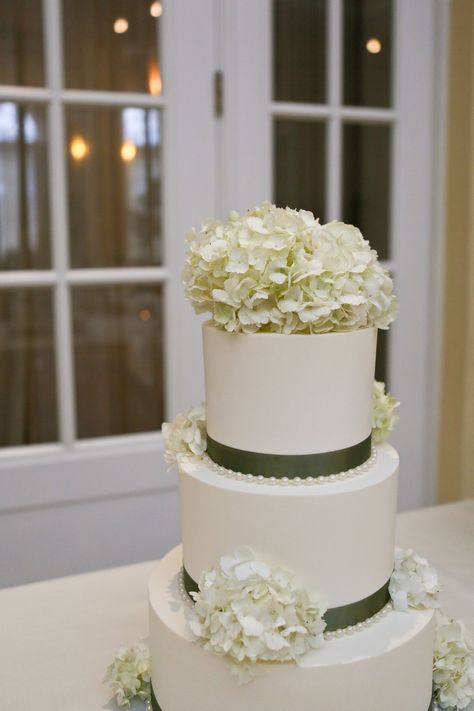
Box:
(186, 547, 327, 684)
(389, 548, 441, 612)
(433, 612, 474, 709)
(183, 203, 398, 335)
(104, 642, 151, 708)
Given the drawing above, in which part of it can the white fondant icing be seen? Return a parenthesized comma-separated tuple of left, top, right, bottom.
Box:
(179, 443, 399, 608)
(149, 546, 435, 711)
(202, 322, 377, 455)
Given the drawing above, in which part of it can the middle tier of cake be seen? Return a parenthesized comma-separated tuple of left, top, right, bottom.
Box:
(179, 442, 398, 611)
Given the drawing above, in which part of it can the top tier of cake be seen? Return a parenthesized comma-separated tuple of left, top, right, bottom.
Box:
(203, 322, 377, 461)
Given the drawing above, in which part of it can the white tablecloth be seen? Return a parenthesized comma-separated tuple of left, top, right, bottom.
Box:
(1, 500, 473, 711)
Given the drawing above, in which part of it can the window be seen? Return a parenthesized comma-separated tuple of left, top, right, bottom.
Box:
(272, 0, 394, 382)
(0, 0, 167, 449)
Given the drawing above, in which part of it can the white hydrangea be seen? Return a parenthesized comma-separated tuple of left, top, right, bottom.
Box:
(433, 611, 474, 710)
(183, 202, 398, 335)
(372, 380, 399, 444)
(162, 404, 206, 464)
(104, 642, 151, 708)
(389, 548, 440, 612)
(186, 547, 327, 682)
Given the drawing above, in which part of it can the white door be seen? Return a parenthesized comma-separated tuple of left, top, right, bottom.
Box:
(217, 0, 445, 510)
(0, 0, 213, 584)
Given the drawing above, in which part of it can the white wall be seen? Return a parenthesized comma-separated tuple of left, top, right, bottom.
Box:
(0, 485, 180, 588)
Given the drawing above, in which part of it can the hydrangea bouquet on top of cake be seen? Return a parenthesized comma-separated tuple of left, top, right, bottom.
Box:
(183, 202, 398, 335)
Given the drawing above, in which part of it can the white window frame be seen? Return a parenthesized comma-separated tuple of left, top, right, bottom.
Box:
(217, 0, 448, 509)
(0, 0, 215, 512)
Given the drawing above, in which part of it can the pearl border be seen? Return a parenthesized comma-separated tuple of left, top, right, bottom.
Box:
(201, 447, 378, 486)
(323, 602, 393, 640)
(177, 567, 393, 637)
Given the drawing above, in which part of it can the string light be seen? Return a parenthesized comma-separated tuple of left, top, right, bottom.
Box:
(148, 59, 162, 96)
(70, 135, 89, 161)
(114, 17, 129, 34)
(366, 38, 382, 54)
(121, 141, 137, 162)
(150, 1, 163, 18)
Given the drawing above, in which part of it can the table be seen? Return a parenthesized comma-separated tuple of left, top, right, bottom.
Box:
(1, 500, 473, 711)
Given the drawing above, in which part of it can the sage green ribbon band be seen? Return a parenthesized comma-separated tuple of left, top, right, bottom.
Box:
(183, 567, 390, 632)
(151, 683, 435, 710)
(151, 684, 163, 710)
(206, 434, 372, 479)
(323, 579, 390, 631)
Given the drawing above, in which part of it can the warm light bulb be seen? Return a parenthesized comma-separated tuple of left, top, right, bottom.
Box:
(139, 309, 152, 321)
(148, 59, 162, 96)
(70, 136, 89, 161)
(150, 1, 162, 18)
(366, 37, 382, 54)
(114, 17, 129, 34)
(121, 141, 137, 161)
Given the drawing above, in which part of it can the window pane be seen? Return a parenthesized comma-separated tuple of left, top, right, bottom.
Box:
(0, 0, 45, 87)
(274, 120, 326, 219)
(343, 0, 392, 107)
(66, 106, 162, 268)
(0, 289, 57, 446)
(342, 123, 390, 259)
(62, 0, 162, 93)
(0, 103, 51, 270)
(72, 285, 164, 439)
(273, 0, 326, 103)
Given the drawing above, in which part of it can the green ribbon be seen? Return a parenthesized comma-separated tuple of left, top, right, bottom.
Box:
(151, 683, 435, 710)
(323, 579, 390, 630)
(151, 684, 163, 710)
(206, 434, 372, 478)
(183, 567, 390, 632)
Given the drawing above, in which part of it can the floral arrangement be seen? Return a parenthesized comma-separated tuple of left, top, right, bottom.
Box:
(104, 642, 151, 708)
(162, 404, 206, 465)
(389, 548, 440, 612)
(186, 547, 327, 683)
(433, 611, 474, 709)
(183, 203, 397, 335)
(372, 380, 399, 444)
(104, 551, 474, 710)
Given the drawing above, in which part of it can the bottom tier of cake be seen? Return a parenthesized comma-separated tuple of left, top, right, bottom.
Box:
(149, 546, 435, 711)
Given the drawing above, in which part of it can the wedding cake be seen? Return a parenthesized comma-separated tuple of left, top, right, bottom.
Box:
(147, 204, 437, 710)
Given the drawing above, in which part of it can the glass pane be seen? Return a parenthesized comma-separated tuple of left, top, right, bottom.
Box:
(72, 285, 164, 439)
(0, 0, 45, 86)
(274, 120, 326, 219)
(273, 0, 326, 103)
(0, 289, 58, 446)
(66, 106, 162, 268)
(62, 0, 162, 93)
(344, 0, 392, 107)
(0, 103, 51, 270)
(375, 328, 388, 385)
(342, 123, 390, 259)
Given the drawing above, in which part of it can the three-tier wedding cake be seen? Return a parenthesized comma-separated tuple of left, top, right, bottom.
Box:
(148, 204, 437, 710)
